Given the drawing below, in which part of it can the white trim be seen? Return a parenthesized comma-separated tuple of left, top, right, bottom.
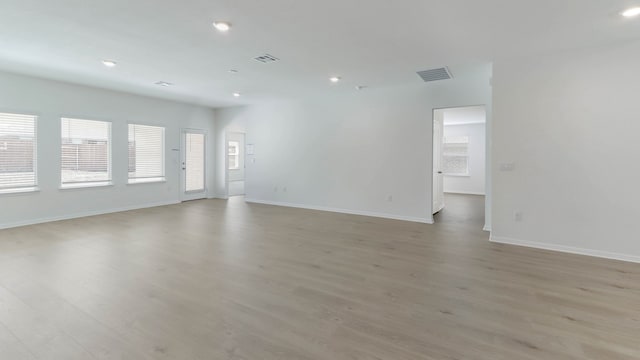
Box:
(482, 225, 491, 232)
(443, 120, 486, 126)
(490, 235, 640, 264)
(0, 200, 180, 230)
(245, 198, 433, 224)
(0, 187, 40, 196)
(208, 194, 228, 200)
(60, 181, 113, 190)
(444, 190, 485, 196)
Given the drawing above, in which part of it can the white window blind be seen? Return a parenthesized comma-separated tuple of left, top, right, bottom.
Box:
(228, 141, 239, 170)
(128, 124, 165, 183)
(0, 112, 37, 192)
(61, 118, 111, 187)
(185, 133, 205, 192)
(443, 136, 469, 176)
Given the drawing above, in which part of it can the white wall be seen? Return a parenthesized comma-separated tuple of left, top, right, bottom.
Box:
(492, 41, 640, 262)
(0, 70, 216, 229)
(227, 63, 492, 224)
(443, 122, 486, 195)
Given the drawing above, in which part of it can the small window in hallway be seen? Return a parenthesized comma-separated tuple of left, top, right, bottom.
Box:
(443, 136, 469, 176)
(228, 141, 239, 170)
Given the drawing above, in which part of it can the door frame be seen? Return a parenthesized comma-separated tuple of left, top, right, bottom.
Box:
(225, 131, 246, 197)
(432, 110, 445, 215)
(180, 128, 208, 201)
(430, 105, 489, 228)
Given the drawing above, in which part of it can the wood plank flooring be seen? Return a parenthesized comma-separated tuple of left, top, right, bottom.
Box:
(0, 194, 639, 359)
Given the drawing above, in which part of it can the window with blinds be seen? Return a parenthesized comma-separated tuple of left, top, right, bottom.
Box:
(61, 118, 111, 187)
(228, 141, 239, 170)
(443, 136, 470, 176)
(0, 112, 37, 193)
(128, 124, 165, 183)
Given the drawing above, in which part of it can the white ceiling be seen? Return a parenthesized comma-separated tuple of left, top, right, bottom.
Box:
(1, 0, 639, 107)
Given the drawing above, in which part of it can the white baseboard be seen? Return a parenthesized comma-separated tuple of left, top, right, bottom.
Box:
(208, 194, 228, 200)
(245, 198, 433, 224)
(0, 200, 181, 230)
(444, 191, 485, 196)
(483, 225, 492, 232)
(490, 235, 640, 264)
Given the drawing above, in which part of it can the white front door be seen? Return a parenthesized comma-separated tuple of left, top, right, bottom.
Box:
(432, 110, 445, 214)
(181, 129, 207, 201)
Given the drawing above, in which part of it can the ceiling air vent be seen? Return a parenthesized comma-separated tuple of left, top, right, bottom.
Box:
(417, 67, 453, 82)
(254, 54, 279, 63)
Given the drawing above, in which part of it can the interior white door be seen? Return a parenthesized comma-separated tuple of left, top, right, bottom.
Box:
(181, 129, 207, 201)
(432, 110, 445, 214)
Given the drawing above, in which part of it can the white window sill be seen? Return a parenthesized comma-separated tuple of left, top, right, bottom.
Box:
(0, 187, 40, 196)
(60, 182, 113, 190)
(127, 178, 166, 185)
(444, 174, 471, 177)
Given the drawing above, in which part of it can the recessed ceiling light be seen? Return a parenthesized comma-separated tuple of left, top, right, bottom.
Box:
(355, 85, 368, 90)
(330, 76, 341, 83)
(233, 92, 241, 97)
(102, 60, 117, 68)
(213, 21, 232, 32)
(229, 69, 238, 74)
(155, 81, 173, 87)
(622, 7, 640, 17)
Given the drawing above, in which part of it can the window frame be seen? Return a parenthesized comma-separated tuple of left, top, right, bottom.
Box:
(0, 111, 39, 195)
(59, 117, 113, 189)
(228, 141, 240, 170)
(442, 135, 470, 177)
(127, 123, 166, 185)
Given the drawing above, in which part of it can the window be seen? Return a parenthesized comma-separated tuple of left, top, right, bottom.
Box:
(61, 118, 111, 187)
(0, 112, 37, 193)
(443, 136, 469, 176)
(228, 141, 239, 170)
(128, 124, 165, 183)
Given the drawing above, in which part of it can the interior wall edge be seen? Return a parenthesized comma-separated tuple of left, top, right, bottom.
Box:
(245, 198, 434, 224)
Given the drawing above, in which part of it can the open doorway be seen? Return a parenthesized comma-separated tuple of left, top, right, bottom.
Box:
(432, 106, 486, 228)
(226, 132, 245, 197)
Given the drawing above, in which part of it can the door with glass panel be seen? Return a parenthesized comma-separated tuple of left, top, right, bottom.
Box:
(181, 129, 207, 201)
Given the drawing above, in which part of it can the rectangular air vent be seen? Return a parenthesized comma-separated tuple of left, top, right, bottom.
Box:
(254, 54, 279, 63)
(417, 67, 452, 82)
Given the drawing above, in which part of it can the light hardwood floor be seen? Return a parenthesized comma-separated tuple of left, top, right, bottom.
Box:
(0, 194, 639, 359)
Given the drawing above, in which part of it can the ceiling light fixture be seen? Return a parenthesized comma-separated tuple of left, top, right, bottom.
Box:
(155, 81, 173, 87)
(355, 85, 368, 90)
(330, 76, 341, 83)
(213, 21, 232, 32)
(229, 69, 238, 74)
(233, 92, 241, 97)
(622, 7, 640, 17)
(102, 60, 117, 68)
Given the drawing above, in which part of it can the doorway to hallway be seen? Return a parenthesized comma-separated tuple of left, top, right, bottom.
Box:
(432, 106, 487, 228)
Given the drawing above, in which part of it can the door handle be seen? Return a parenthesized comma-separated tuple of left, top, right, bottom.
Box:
(437, 171, 443, 174)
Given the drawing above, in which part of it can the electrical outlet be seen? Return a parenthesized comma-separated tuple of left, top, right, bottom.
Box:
(283, 187, 287, 192)
(273, 186, 278, 192)
(387, 195, 393, 202)
(500, 162, 515, 171)
(514, 211, 523, 222)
